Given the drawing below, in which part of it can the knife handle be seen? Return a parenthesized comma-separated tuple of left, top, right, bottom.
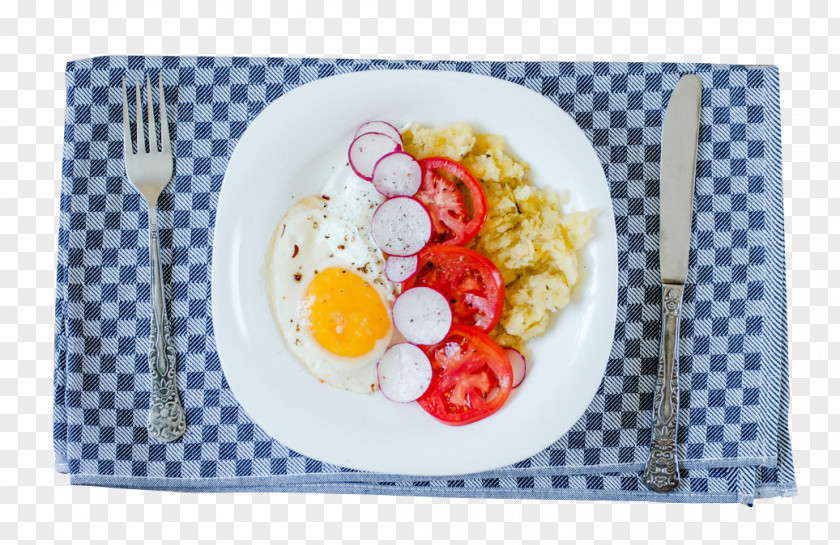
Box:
(642, 283, 684, 493)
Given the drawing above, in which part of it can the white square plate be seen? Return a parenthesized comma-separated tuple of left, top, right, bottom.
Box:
(212, 69, 617, 476)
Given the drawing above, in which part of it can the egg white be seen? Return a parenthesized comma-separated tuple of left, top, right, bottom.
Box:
(267, 165, 397, 393)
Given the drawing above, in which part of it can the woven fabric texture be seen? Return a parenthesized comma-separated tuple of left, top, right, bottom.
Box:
(53, 56, 794, 503)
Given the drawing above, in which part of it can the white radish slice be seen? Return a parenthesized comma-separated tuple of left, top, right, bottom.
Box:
(372, 152, 422, 197)
(505, 348, 527, 388)
(385, 254, 418, 283)
(393, 287, 452, 345)
(376, 343, 433, 403)
(354, 121, 403, 146)
(348, 132, 401, 181)
(370, 197, 431, 256)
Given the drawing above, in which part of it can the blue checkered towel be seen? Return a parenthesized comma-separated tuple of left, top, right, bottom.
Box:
(54, 56, 795, 503)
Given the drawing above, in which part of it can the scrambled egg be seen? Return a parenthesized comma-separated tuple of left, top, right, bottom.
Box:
(402, 122, 597, 354)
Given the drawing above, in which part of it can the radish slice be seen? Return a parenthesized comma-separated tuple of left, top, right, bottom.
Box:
(376, 343, 433, 403)
(385, 254, 418, 283)
(354, 121, 403, 146)
(393, 287, 452, 345)
(370, 197, 431, 256)
(505, 348, 527, 388)
(372, 152, 422, 197)
(348, 132, 401, 181)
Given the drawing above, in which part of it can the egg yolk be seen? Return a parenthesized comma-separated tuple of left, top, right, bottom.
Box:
(305, 267, 391, 358)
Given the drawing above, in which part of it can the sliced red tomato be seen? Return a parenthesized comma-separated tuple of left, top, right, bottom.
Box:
(417, 325, 513, 426)
(414, 157, 487, 246)
(403, 244, 505, 332)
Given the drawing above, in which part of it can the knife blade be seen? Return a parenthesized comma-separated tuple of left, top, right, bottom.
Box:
(660, 74, 703, 284)
(642, 74, 702, 493)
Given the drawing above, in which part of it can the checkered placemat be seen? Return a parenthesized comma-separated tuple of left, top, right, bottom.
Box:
(53, 56, 795, 503)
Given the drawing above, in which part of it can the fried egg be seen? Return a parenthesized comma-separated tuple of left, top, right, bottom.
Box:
(267, 164, 397, 393)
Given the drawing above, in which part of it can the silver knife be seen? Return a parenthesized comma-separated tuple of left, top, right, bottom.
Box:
(642, 74, 703, 493)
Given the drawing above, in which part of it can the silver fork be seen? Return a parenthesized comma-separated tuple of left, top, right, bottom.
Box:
(122, 75, 186, 442)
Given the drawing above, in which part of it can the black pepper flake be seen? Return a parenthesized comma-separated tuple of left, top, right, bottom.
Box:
(281, 224, 286, 237)
(293, 273, 302, 282)
(515, 202, 522, 214)
(292, 244, 299, 258)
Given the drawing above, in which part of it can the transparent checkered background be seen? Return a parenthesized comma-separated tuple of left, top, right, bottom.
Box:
(0, 1, 833, 543)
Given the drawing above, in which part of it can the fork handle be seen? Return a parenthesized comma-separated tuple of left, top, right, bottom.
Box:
(147, 209, 187, 442)
(642, 283, 683, 492)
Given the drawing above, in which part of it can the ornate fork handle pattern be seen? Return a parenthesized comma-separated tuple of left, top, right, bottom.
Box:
(642, 283, 683, 492)
(147, 212, 187, 442)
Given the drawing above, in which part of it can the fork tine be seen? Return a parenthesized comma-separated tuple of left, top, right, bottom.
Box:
(158, 75, 171, 154)
(122, 77, 132, 156)
(135, 78, 144, 153)
(146, 75, 157, 152)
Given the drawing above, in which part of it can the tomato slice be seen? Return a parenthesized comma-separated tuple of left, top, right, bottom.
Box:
(415, 157, 487, 246)
(417, 325, 513, 426)
(403, 244, 505, 332)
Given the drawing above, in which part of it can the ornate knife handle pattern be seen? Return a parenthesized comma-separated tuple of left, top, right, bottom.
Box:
(147, 217, 187, 442)
(642, 283, 684, 493)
